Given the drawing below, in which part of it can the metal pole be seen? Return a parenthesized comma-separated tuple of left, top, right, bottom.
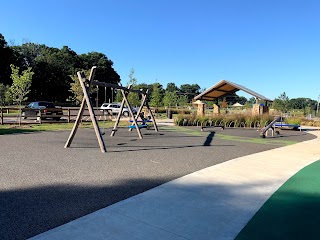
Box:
(111, 88, 113, 102)
(96, 86, 99, 107)
(104, 87, 106, 103)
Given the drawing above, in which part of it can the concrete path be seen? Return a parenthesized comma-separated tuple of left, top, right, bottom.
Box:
(31, 130, 320, 240)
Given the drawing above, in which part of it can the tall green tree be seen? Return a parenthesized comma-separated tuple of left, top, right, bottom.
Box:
(0, 83, 9, 106)
(126, 68, 140, 107)
(179, 84, 201, 102)
(166, 82, 179, 92)
(69, 69, 93, 105)
(177, 95, 189, 107)
(163, 90, 178, 107)
(80, 52, 120, 104)
(150, 82, 163, 110)
(0, 33, 15, 86)
(273, 92, 291, 113)
(7, 64, 34, 124)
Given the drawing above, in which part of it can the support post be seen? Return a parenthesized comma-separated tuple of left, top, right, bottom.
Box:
(110, 91, 127, 137)
(65, 66, 106, 153)
(0, 108, 3, 125)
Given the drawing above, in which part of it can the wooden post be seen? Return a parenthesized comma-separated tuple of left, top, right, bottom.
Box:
(0, 108, 3, 125)
(78, 71, 106, 152)
(67, 108, 70, 123)
(65, 67, 96, 148)
(38, 111, 42, 124)
(110, 92, 127, 137)
(122, 85, 142, 139)
(65, 66, 107, 153)
(145, 99, 158, 132)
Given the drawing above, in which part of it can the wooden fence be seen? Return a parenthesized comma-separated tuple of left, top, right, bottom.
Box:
(0, 107, 111, 125)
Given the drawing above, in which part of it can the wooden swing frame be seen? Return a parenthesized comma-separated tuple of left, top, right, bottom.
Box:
(64, 66, 158, 153)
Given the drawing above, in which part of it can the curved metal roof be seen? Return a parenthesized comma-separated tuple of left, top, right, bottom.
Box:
(194, 80, 273, 102)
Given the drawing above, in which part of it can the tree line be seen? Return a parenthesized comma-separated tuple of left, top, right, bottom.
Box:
(0, 33, 202, 107)
(0, 33, 120, 105)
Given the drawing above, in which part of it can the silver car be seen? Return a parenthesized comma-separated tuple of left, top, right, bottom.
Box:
(100, 102, 137, 117)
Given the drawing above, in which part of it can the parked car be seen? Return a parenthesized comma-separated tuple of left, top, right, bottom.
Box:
(22, 101, 63, 120)
(100, 102, 137, 117)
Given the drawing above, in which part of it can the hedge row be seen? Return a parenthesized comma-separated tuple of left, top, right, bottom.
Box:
(174, 114, 320, 128)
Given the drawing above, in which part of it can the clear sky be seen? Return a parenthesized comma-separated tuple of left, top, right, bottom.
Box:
(1, 0, 319, 100)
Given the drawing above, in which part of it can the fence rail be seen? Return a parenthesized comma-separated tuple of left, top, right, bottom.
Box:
(0, 107, 112, 125)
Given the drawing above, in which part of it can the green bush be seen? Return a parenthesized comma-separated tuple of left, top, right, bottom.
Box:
(285, 117, 301, 125)
(174, 113, 275, 128)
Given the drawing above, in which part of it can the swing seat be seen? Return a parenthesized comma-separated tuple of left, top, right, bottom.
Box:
(129, 120, 152, 123)
(129, 124, 148, 129)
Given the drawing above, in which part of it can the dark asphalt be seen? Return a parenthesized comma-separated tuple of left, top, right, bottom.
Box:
(0, 126, 315, 240)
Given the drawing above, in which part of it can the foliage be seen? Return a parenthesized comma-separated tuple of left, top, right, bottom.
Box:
(177, 95, 189, 106)
(285, 117, 301, 125)
(7, 64, 33, 125)
(114, 90, 123, 102)
(166, 82, 179, 92)
(126, 68, 140, 107)
(272, 92, 290, 113)
(163, 90, 178, 107)
(150, 82, 163, 109)
(0, 34, 15, 86)
(69, 69, 93, 105)
(179, 84, 201, 103)
(7, 64, 33, 104)
(174, 113, 274, 128)
(0, 83, 9, 106)
(2, 35, 120, 103)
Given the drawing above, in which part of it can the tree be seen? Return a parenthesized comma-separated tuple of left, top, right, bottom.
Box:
(0, 33, 15, 86)
(126, 68, 140, 107)
(114, 90, 123, 102)
(179, 84, 201, 102)
(273, 92, 290, 113)
(177, 95, 189, 107)
(7, 64, 34, 124)
(69, 69, 93, 105)
(166, 82, 179, 92)
(163, 90, 178, 107)
(0, 83, 9, 106)
(80, 52, 120, 104)
(10, 40, 120, 103)
(150, 83, 163, 110)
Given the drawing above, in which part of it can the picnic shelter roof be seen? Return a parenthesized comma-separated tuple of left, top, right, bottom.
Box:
(194, 80, 273, 102)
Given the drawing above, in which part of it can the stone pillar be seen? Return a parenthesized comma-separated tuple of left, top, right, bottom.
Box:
(252, 104, 260, 115)
(252, 104, 270, 115)
(197, 103, 205, 117)
(213, 104, 220, 114)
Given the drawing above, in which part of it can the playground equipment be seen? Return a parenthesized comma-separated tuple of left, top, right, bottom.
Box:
(274, 122, 300, 131)
(260, 116, 281, 138)
(64, 66, 158, 153)
(128, 112, 152, 130)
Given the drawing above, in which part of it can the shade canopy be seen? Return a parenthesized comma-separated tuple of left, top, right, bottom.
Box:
(194, 80, 273, 102)
(232, 102, 244, 107)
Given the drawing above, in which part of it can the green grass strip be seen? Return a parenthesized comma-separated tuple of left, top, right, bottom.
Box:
(0, 121, 127, 135)
(236, 160, 320, 240)
(160, 126, 297, 146)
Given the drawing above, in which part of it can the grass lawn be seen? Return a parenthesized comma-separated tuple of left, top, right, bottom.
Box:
(0, 121, 128, 135)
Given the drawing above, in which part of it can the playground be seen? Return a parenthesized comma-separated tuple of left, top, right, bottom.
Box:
(1, 67, 320, 239)
(0, 125, 317, 239)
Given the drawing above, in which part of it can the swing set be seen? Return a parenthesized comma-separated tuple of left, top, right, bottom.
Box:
(64, 66, 158, 153)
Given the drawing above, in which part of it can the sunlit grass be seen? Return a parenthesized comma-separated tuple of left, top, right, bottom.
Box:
(0, 120, 128, 135)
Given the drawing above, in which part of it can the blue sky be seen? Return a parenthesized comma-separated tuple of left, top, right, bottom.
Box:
(1, 0, 319, 100)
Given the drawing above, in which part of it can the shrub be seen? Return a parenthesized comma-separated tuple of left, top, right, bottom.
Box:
(174, 113, 274, 128)
(285, 117, 301, 125)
